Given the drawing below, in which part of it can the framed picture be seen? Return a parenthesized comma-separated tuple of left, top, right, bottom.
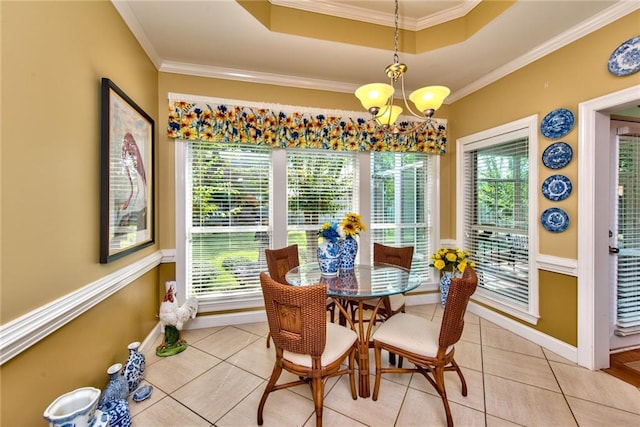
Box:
(100, 78, 155, 263)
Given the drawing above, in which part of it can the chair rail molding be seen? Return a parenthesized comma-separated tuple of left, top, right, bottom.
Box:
(0, 251, 163, 365)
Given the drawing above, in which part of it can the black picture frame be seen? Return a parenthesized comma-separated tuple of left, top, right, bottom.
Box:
(100, 78, 155, 263)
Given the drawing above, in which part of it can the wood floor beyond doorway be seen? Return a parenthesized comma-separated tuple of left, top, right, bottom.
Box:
(602, 349, 640, 388)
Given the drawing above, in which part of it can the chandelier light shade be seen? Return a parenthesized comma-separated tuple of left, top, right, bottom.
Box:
(355, 0, 450, 134)
(375, 105, 403, 126)
(355, 83, 394, 115)
(409, 85, 451, 117)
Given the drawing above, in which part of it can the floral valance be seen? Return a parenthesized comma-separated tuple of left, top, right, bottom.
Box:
(167, 98, 447, 154)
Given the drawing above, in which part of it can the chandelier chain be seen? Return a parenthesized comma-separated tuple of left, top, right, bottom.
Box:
(393, 0, 400, 64)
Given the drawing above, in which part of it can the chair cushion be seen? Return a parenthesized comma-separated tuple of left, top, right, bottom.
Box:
(284, 322, 357, 367)
(372, 313, 452, 357)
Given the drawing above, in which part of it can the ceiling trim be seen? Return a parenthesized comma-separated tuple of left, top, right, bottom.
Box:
(111, 0, 162, 69)
(269, 0, 481, 31)
(450, 1, 640, 102)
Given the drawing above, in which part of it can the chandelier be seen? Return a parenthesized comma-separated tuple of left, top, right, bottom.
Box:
(355, 0, 450, 135)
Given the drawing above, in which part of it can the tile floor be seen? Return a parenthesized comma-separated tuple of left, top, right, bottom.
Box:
(129, 304, 640, 426)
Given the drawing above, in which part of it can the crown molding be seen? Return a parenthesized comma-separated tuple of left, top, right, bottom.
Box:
(111, 0, 162, 69)
(269, 0, 480, 31)
(447, 1, 640, 103)
(159, 61, 358, 94)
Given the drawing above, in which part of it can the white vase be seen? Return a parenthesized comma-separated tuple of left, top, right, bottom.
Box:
(43, 387, 109, 427)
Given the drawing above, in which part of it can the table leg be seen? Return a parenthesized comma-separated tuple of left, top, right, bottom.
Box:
(354, 299, 370, 398)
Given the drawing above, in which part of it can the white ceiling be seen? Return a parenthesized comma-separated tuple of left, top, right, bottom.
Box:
(113, 0, 638, 104)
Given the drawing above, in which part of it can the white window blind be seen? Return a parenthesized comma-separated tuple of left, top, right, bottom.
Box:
(371, 152, 434, 280)
(616, 134, 640, 334)
(287, 150, 358, 263)
(186, 141, 271, 300)
(463, 137, 530, 309)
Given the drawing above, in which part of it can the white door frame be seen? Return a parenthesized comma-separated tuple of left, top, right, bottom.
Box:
(577, 84, 640, 370)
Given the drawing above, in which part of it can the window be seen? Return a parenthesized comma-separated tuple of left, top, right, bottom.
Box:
(457, 116, 539, 323)
(371, 152, 435, 281)
(177, 142, 438, 311)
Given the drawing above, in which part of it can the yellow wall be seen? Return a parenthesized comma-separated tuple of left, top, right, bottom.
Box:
(1, 1, 159, 425)
(1, 1, 639, 425)
(447, 11, 640, 343)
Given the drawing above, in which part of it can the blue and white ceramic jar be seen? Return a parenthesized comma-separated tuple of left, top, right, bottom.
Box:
(317, 240, 340, 276)
(98, 364, 128, 408)
(440, 271, 454, 307)
(123, 341, 145, 394)
(339, 237, 358, 270)
(100, 399, 131, 427)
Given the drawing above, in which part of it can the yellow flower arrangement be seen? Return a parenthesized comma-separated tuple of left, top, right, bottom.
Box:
(429, 247, 475, 273)
(339, 212, 366, 238)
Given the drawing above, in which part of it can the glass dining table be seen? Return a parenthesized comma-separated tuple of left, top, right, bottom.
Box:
(285, 262, 423, 398)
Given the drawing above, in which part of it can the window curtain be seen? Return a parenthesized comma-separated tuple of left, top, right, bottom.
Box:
(167, 97, 448, 154)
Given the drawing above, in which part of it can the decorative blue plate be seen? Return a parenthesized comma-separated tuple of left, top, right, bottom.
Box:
(541, 108, 575, 139)
(542, 142, 573, 169)
(541, 174, 572, 201)
(541, 207, 569, 233)
(608, 35, 640, 76)
(132, 385, 153, 402)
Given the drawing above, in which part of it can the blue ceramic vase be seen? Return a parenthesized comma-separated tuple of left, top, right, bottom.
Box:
(100, 399, 131, 427)
(317, 240, 340, 276)
(98, 364, 128, 409)
(123, 341, 145, 394)
(440, 271, 454, 307)
(339, 237, 358, 270)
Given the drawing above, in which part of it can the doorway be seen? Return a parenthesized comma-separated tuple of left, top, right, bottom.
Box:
(609, 123, 640, 351)
(578, 84, 640, 370)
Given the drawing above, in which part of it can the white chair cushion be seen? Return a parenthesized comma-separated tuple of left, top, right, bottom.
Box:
(284, 322, 357, 367)
(372, 313, 452, 357)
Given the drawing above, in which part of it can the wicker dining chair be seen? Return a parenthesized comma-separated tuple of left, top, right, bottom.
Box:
(371, 265, 478, 427)
(257, 273, 357, 427)
(264, 244, 336, 348)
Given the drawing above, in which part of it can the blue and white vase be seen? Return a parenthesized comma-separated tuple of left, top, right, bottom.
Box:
(98, 364, 128, 409)
(123, 342, 145, 394)
(317, 240, 340, 276)
(100, 399, 131, 427)
(43, 387, 108, 427)
(440, 271, 454, 307)
(339, 237, 358, 270)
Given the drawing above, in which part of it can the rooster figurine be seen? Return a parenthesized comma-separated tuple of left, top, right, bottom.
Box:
(156, 281, 198, 357)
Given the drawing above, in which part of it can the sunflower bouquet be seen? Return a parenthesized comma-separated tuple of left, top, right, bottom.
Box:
(339, 212, 366, 238)
(429, 247, 475, 273)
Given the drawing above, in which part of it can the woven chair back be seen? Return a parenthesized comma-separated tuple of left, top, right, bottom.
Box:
(438, 265, 478, 349)
(259, 272, 327, 357)
(265, 244, 299, 284)
(373, 243, 414, 270)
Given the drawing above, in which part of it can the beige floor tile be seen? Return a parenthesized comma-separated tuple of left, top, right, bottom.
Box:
(481, 318, 505, 329)
(234, 321, 269, 338)
(481, 326, 545, 358)
(142, 335, 166, 367)
(302, 407, 369, 427)
(324, 375, 406, 426)
(454, 340, 482, 371)
(397, 387, 485, 427)
(409, 365, 485, 412)
(226, 335, 277, 379)
(551, 361, 640, 414)
(172, 361, 264, 424)
(485, 414, 524, 426)
(180, 326, 224, 344)
(542, 347, 578, 365)
(216, 384, 315, 427)
(144, 346, 221, 394)
(193, 325, 261, 359)
(567, 396, 640, 426)
(483, 346, 561, 392)
(484, 374, 576, 426)
(461, 321, 481, 344)
(367, 348, 414, 387)
(131, 396, 211, 426)
(405, 303, 438, 319)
